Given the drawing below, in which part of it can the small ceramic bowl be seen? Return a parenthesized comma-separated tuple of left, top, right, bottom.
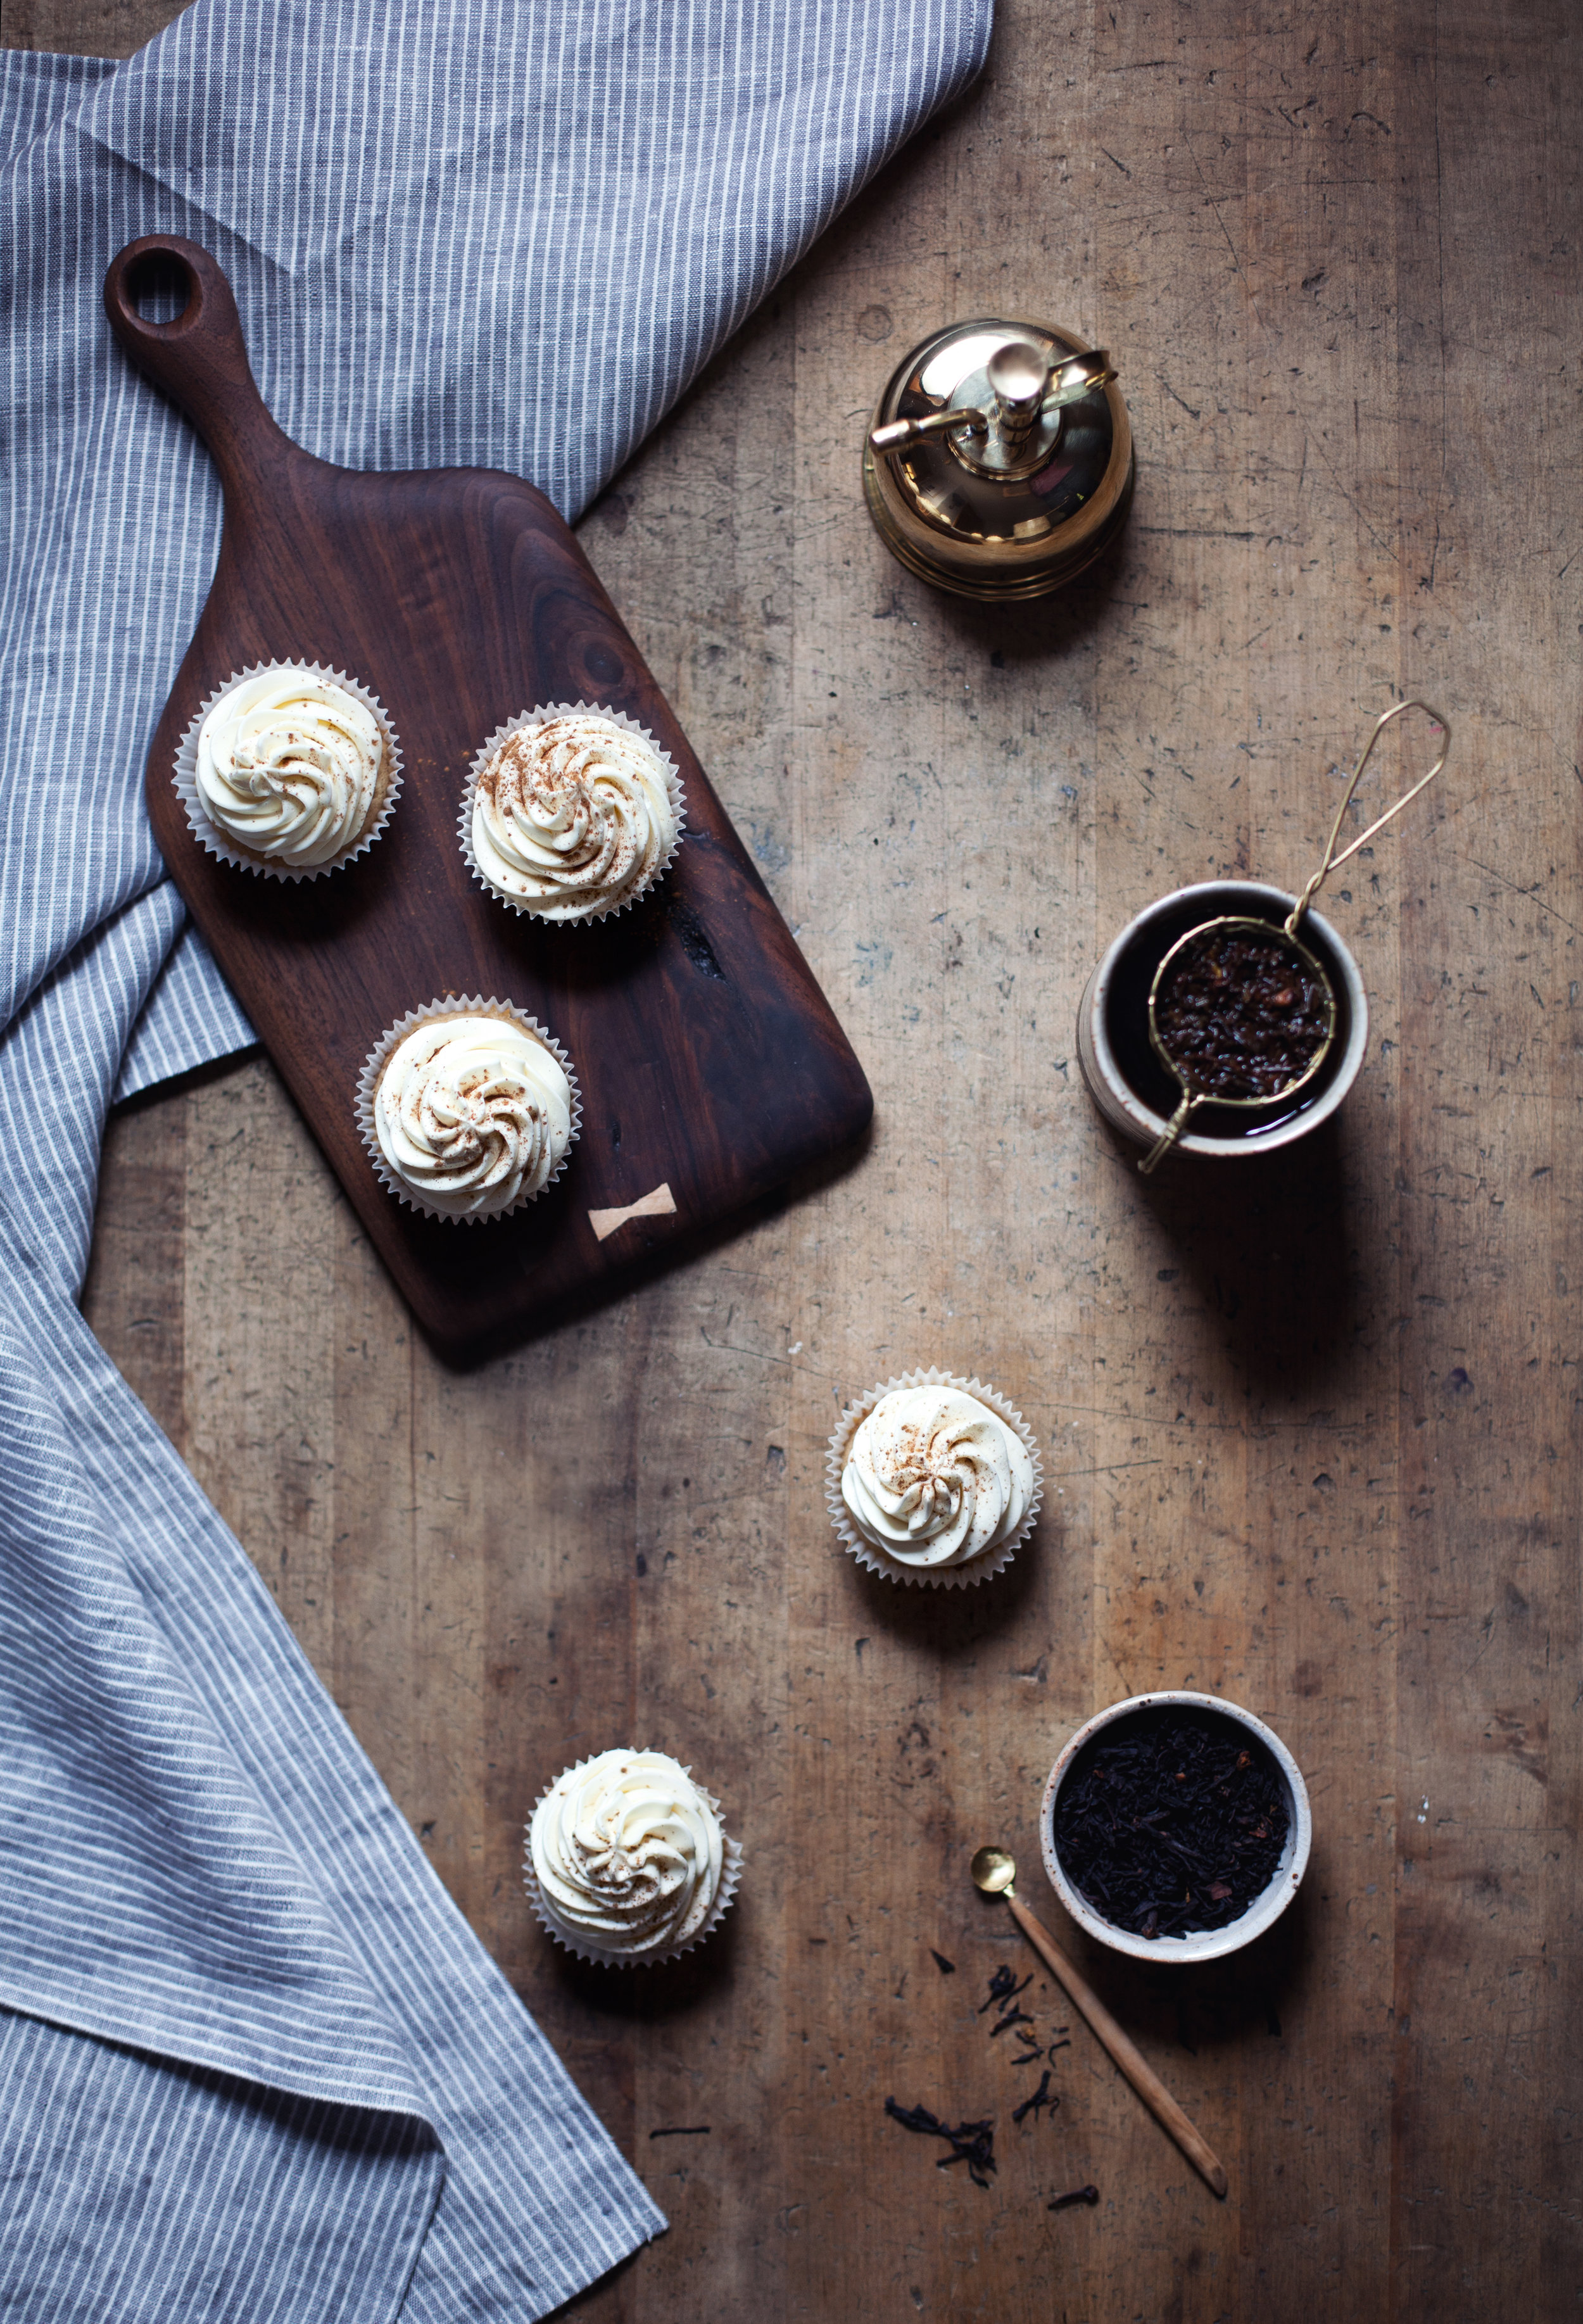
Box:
(1076, 880, 1369, 1161)
(1040, 1688, 1312, 1964)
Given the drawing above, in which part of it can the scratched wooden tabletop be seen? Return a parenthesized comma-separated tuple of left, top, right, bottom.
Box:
(13, 0, 1579, 2311)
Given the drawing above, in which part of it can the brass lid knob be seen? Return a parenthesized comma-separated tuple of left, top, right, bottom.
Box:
(861, 316, 1134, 601)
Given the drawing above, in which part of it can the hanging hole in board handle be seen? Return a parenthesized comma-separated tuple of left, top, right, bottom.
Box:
(1285, 698, 1451, 939)
(103, 236, 286, 478)
(125, 246, 196, 329)
(104, 239, 204, 341)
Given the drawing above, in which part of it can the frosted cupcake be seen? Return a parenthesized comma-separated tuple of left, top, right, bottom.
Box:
(357, 1000, 578, 1222)
(827, 1368, 1042, 1589)
(177, 662, 399, 878)
(462, 703, 683, 923)
(525, 1748, 741, 1967)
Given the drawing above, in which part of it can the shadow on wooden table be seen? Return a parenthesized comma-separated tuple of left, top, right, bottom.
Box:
(539, 1888, 746, 2028)
(842, 1514, 1044, 1650)
(1054, 1854, 1319, 2074)
(1118, 1114, 1382, 1404)
(442, 1116, 878, 1372)
(930, 522, 1135, 667)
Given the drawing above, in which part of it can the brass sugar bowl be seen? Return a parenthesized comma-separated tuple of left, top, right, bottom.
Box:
(862, 317, 1134, 600)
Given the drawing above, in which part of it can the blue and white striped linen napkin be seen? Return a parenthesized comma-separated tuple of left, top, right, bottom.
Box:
(0, 3, 990, 2315)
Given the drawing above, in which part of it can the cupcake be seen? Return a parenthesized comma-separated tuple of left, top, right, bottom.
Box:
(462, 702, 683, 922)
(357, 999, 578, 1222)
(525, 1748, 741, 1967)
(176, 662, 400, 878)
(826, 1368, 1042, 1588)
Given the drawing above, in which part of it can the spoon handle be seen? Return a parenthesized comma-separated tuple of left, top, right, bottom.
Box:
(1003, 1891, 1229, 2199)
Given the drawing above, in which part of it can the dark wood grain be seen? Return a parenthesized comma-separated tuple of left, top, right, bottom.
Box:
(0, 0, 186, 55)
(66, 8, 1583, 2321)
(102, 236, 871, 1356)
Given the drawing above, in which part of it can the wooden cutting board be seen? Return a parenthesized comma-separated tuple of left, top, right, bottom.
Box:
(104, 237, 871, 1358)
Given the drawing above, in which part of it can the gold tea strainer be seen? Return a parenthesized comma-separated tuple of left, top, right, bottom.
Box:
(1138, 700, 1451, 1175)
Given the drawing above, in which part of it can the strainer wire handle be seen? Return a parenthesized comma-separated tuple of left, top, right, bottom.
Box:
(1285, 698, 1451, 938)
(1138, 1089, 1202, 1175)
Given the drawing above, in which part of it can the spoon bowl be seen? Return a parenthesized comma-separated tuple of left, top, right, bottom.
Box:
(970, 1845, 1018, 1896)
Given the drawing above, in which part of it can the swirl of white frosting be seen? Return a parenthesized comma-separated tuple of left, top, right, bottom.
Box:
(196, 670, 385, 868)
(842, 1384, 1035, 1568)
(372, 1013, 572, 1217)
(529, 1749, 726, 1961)
(472, 711, 677, 919)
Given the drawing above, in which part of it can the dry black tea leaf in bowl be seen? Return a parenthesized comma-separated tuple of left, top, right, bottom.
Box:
(1050, 1705, 1290, 1940)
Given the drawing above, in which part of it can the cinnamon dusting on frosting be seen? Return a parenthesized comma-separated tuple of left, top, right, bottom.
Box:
(841, 1382, 1035, 1569)
(469, 709, 679, 921)
(526, 1748, 729, 1962)
(370, 1009, 573, 1218)
(194, 668, 388, 869)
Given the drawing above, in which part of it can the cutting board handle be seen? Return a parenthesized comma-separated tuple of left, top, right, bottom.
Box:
(104, 236, 297, 490)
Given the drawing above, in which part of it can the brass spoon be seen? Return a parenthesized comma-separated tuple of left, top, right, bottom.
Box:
(971, 1845, 1228, 2199)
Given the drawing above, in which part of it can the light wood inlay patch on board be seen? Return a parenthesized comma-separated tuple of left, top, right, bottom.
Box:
(588, 1183, 678, 1242)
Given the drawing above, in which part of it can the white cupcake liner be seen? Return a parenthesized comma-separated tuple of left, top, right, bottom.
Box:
(173, 659, 403, 881)
(460, 700, 686, 925)
(522, 1753, 743, 1969)
(825, 1367, 1044, 1591)
(355, 995, 582, 1225)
